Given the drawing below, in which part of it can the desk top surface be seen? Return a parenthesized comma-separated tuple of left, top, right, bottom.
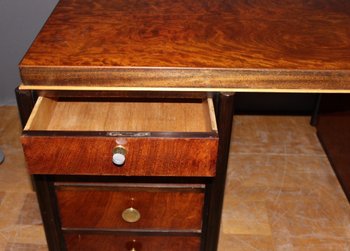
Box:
(19, 0, 350, 92)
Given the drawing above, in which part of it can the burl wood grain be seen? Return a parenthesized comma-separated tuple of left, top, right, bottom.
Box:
(65, 234, 200, 251)
(21, 136, 218, 176)
(56, 187, 204, 229)
(19, 0, 350, 91)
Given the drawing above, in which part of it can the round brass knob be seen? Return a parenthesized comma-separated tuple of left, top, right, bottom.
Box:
(122, 207, 141, 223)
(112, 145, 127, 166)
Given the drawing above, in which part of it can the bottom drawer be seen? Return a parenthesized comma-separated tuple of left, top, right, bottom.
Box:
(65, 234, 200, 251)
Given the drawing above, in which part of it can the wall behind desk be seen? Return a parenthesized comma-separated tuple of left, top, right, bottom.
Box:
(0, 0, 58, 105)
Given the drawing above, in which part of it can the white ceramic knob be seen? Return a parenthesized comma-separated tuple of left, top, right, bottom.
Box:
(113, 153, 126, 165)
(112, 145, 127, 166)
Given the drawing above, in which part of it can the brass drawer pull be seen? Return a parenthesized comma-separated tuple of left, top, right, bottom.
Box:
(122, 207, 141, 223)
(112, 145, 127, 166)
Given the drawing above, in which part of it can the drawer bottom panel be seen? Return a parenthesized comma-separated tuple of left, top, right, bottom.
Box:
(64, 234, 200, 251)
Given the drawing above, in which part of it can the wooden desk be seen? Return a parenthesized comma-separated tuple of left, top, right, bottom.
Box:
(16, 1, 350, 250)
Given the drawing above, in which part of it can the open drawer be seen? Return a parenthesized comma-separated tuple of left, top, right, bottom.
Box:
(21, 96, 218, 176)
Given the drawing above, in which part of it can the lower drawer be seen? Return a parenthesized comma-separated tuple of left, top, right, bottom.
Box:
(56, 183, 204, 230)
(64, 234, 201, 251)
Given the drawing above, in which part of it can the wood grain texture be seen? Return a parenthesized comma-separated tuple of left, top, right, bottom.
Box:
(19, 0, 350, 91)
(64, 234, 200, 251)
(56, 186, 204, 229)
(24, 97, 57, 131)
(25, 97, 213, 132)
(21, 136, 218, 176)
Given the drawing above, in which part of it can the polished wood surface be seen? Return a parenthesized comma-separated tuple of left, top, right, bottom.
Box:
(19, 0, 350, 91)
(56, 185, 204, 230)
(65, 234, 200, 251)
(21, 136, 218, 176)
(25, 97, 215, 132)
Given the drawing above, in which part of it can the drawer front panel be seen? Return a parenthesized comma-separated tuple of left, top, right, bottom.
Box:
(56, 188, 204, 230)
(21, 135, 218, 176)
(65, 234, 201, 251)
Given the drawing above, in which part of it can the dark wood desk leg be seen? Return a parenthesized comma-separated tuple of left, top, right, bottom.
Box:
(15, 87, 36, 128)
(204, 92, 235, 251)
(16, 89, 65, 250)
(310, 94, 322, 126)
(33, 175, 66, 251)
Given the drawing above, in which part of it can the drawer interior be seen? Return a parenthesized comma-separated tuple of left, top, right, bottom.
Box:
(24, 97, 217, 132)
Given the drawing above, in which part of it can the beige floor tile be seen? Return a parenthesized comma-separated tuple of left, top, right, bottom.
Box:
(0, 233, 7, 251)
(11, 225, 46, 245)
(231, 116, 319, 144)
(5, 242, 48, 251)
(230, 141, 286, 155)
(230, 141, 325, 156)
(1, 225, 46, 246)
(225, 154, 348, 201)
(227, 185, 322, 203)
(268, 200, 350, 250)
(221, 200, 271, 236)
(0, 227, 16, 245)
(0, 193, 26, 229)
(268, 200, 350, 236)
(0, 146, 32, 192)
(17, 193, 42, 225)
(224, 115, 350, 250)
(218, 233, 274, 251)
(0, 191, 5, 205)
(231, 116, 324, 156)
(225, 154, 289, 190)
(290, 237, 350, 251)
(284, 142, 325, 156)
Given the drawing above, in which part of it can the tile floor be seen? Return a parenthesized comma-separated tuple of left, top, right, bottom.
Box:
(0, 106, 349, 250)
